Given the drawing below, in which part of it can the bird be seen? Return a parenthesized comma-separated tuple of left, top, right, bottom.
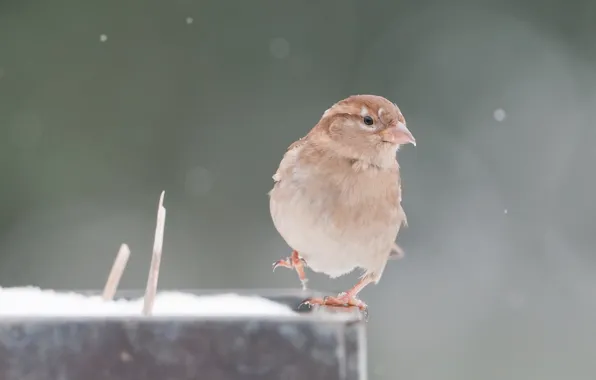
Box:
(269, 94, 416, 311)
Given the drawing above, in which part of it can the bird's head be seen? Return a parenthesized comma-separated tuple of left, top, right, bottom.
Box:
(314, 95, 415, 165)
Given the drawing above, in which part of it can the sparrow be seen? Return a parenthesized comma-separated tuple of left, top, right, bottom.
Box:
(269, 94, 416, 311)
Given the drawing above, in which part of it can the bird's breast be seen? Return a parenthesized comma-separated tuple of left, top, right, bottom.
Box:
(269, 165, 401, 276)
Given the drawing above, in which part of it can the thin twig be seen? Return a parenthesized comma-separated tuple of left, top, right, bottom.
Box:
(102, 243, 131, 301)
(143, 191, 167, 315)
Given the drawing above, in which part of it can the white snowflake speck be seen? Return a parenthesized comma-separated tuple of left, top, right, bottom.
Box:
(269, 37, 290, 59)
(493, 108, 506, 122)
(99, 34, 108, 42)
(186, 17, 194, 24)
(504, 209, 508, 214)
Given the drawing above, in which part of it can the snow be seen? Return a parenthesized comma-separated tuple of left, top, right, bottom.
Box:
(0, 287, 297, 317)
(493, 108, 506, 122)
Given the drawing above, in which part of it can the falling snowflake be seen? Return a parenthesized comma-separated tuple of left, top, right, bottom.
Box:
(99, 34, 108, 42)
(493, 108, 506, 122)
(186, 17, 193, 24)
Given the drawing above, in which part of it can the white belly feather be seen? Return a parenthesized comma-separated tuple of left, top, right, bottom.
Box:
(269, 172, 400, 279)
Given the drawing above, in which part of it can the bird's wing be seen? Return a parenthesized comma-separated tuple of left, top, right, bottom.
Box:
(272, 135, 309, 184)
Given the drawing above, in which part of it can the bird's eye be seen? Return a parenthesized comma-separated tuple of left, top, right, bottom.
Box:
(363, 116, 374, 126)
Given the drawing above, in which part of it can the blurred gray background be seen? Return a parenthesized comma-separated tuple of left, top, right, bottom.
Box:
(1, 0, 596, 378)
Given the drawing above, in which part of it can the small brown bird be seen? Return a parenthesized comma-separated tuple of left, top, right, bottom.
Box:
(269, 94, 416, 310)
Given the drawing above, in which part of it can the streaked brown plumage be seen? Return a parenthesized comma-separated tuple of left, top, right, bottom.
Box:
(269, 94, 415, 310)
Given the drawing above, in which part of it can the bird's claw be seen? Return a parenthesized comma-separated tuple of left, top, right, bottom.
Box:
(273, 251, 309, 290)
(272, 256, 307, 272)
(300, 293, 368, 312)
(272, 259, 291, 271)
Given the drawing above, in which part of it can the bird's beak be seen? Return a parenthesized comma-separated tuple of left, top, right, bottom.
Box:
(380, 122, 416, 146)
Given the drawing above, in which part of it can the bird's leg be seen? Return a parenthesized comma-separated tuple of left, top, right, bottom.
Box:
(303, 275, 375, 311)
(272, 250, 308, 290)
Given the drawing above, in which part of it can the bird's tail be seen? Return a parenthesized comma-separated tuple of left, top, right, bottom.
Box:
(389, 242, 405, 260)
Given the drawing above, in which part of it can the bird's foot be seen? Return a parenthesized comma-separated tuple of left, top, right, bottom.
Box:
(272, 250, 308, 290)
(301, 292, 368, 311)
